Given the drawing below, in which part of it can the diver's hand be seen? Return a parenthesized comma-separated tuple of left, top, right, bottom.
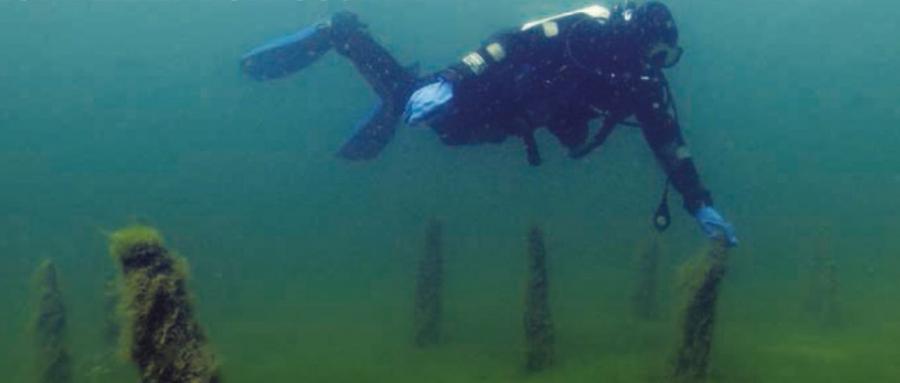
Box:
(695, 205, 738, 246)
(403, 79, 453, 125)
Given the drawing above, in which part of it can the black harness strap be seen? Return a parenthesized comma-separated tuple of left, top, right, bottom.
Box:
(653, 178, 672, 232)
(653, 79, 680, 232)
(522, 130, 542, 166)
(569, 111, 627, 159)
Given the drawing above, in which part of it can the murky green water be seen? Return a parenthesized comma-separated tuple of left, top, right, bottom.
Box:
(2, 1, 899, 382)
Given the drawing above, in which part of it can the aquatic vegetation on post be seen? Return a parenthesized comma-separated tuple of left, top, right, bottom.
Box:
(632, 233, 663, 320)
(673, 238, 730, 381)
(108, 225, 221, 383)
(414, 218, 444, 347)
(31, 260, 73, 383)
(524, 226, 554, 372)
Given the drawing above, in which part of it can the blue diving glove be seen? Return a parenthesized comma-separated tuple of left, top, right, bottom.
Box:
(403, 79, 454, 125)
(695, 205, 738, 246)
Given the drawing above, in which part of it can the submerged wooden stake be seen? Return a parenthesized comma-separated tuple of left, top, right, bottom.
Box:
(413, 218, 444, 347)
(31, 260, 73, 383)
(633, 234, 663, 320)
(524, 226, 554, 372)
(109, 225, 221, 383)
(673, 238, 730, 381)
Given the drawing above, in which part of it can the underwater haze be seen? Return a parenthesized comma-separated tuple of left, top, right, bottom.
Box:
(2, 0, 900, 382)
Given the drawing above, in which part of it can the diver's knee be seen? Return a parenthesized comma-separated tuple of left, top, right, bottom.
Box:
(331, 11, 365, 38)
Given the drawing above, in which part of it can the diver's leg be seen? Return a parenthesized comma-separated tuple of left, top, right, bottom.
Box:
(241, 11, 418, 160)
(329, 11, 420, 160)
(330, 11, 417, 107)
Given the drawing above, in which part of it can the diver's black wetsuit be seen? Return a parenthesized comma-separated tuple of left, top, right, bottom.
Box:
(331, 10, 712, 213)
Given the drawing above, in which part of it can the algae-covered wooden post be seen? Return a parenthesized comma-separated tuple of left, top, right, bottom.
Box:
(673, 238, 730, 381)
(108, 225, 221, 383)
(414, 218, 444, 347)
(31, 260, 73, 383)
(524, 226, 554, 372)
(633, 233, 663, 320)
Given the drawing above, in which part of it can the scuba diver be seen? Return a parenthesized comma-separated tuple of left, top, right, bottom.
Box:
(240, 1, 738, 245)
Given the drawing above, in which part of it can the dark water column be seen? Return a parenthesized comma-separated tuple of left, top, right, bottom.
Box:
(524, 226, 554, 372)
(31, 260, 73, 383)
(102, 276, 121, 347)
(673, 239, 730, 381)
(805, 242, 841, 327)
(413, 219, 444, 347)
(108, 225, 221, 383)
(632, 234, 662, 320)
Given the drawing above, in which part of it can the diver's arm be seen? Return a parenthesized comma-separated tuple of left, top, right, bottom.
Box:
(634, 81, 712, 214)
(636, 77, 738, 246)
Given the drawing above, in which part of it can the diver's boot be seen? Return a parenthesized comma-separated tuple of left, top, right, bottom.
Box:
(240, 20, 334, 81)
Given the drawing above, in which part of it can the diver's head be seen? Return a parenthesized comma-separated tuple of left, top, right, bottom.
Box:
(623, 1, 683, 68)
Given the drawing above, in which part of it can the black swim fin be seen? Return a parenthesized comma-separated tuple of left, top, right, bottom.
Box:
(241, 22, 333, 81)
(337, 102, 402, 161)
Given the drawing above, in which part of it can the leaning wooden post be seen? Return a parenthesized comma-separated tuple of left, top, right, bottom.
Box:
(108, 225, 221, 383)
(673, 238, 730, 381)
(524, 226, 554, 372)
(413, 218, 444, 347)
(31, 260, 73, 383)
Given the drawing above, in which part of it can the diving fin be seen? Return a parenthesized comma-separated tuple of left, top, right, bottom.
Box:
(241, 22, 333, 81)
(337, 102, 401, 160)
